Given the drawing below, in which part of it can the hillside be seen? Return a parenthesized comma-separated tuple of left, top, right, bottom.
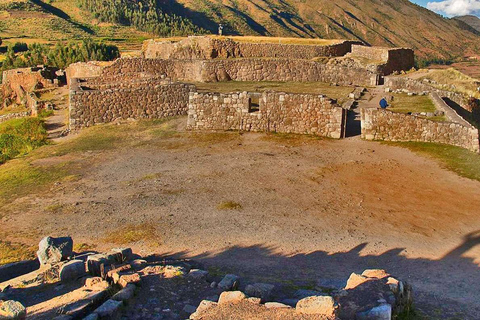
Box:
(176, 0, 480, 60)
(0, 0, 479, 60)
(454, 15, 480, 32)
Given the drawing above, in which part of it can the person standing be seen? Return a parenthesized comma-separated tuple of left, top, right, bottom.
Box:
(379, 97, 388, 109)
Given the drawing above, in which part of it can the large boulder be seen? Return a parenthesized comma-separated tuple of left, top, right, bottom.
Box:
(218, 291, 247, 305)
(59, 260, 86, 282)
(0, 300, 26, 320)
(296, 295, 337, 317)
(37, 236, 73, 265)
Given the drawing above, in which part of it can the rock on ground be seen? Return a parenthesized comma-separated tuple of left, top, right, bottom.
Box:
(217, 274, 240, 291)
(218, 291, 247, 305)
(59, 260, 86, 282)
(93, 299, 123, 317)
(0, 300, 26, 320)
(296, 296, 337, 317)
(37, 236, 73, 265)
(245, 283, 275, 302)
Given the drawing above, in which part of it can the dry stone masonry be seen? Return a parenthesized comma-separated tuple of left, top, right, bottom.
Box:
(69, 77, 195, 130)
(187, 91, 345, 139)
(361, 108, 480, 153)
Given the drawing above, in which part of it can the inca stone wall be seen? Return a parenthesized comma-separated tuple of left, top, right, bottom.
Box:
(69, 77, 195, 130)
(187, 91, 345, 139)
(142, 36, 358, 60)
(361, 108, 480, 153)
(98, 58, 377, 87)
(350, 45, 414, 75)
(66, 61, 112, 83)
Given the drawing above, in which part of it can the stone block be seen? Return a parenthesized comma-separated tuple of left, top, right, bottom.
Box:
(187, 269, 209, 280)
(296, 296, 336, 316)
(59, 260, 86, 282)
(37, 236, 73, 265)
(217, 274, 240, 291)
(118, 273, 141, 288)
(111, 284, 136, 302)
(356, 304, 392, 320)
(93, 299, 122, 318)
(245, 283, 275, 302)
(218, 291, 247, 305)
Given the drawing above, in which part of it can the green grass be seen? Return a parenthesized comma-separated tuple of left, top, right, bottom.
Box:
(0, 117, 49, 163)
(389, 93, 437, 114)
(103, 222, 159, 245)
(384, 142, 480, 182)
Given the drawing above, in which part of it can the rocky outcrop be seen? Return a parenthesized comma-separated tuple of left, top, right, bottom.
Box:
(37, 236, 73, 265)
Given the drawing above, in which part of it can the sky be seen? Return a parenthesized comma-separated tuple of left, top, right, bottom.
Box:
(411, 0, 480, 17)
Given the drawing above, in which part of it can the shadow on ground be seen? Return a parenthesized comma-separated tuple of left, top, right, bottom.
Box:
(160, 231, 480, 319)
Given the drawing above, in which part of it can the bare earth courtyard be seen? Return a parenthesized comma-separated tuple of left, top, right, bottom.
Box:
(1, 117, 479, 318)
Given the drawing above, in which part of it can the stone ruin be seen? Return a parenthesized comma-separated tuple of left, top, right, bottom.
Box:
(0, 236, 413, 320)
(1, 66, 66, 117)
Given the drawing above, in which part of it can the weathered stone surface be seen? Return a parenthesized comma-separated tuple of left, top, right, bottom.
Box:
(217, 274, 240, 291)
(0, 300, 26, 320)
(296, 296, 336, 316)
(246, 297, 261, 305)
(362, 269, 390, 279)
(162, 265, 186, 278)
(131, 259, 147, 269)
(111, 284, 136, 302)
(345, 273, 371, 290)
(52, 315, 72, 320)
(37, 236, 73, 265)
(85, 277, 109, 290)
(356, 304, 392, 320)
(62, 290, 108, 318)
(265, 302, 291, 309)
(218, 291, 247, 305)
(93, 299, 122, 317)
(245, 283, 275, 302)
(110, 248, 132, 262)
(187, 269, 209, 280)
(190, 300, 218, 320)
(59, 260, 86, 282)
(118, 273, 141, 288)
(86, 254, 109, 277)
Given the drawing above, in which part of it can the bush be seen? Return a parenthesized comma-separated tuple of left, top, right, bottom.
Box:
(0, 117, 48, 164)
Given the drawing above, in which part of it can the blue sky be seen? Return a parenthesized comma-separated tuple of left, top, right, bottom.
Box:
(411, 0, 480, 17)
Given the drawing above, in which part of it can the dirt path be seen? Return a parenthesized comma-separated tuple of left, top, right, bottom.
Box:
(44, 87, 69, 142)
(2, 122, 480, 318)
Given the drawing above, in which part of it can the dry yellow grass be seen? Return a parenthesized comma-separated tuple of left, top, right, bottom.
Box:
(103, 222, 159, 245)
(152, 35, 342, 46)
(420, 68, 480, 99)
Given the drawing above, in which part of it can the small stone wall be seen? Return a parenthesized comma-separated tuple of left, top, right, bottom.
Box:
(98, 58, 377, 87)
(384, 76, 467, 108)
(0, 111, 31, 124)
(69, 78, 195, 130)
(361, 108, 480, 153)
(187, 91, 345, 139)
(142, 36, 359, 60)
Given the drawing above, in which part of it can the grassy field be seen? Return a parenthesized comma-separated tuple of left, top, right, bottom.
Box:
(385, 141, 480, 182)
(194, 81, 353, 103)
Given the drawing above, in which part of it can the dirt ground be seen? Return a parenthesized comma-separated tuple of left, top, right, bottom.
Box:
(2, 118, 480, 319)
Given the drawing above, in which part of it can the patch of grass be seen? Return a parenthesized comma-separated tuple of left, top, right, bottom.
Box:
(262, 132, 326, 146)
(419, 68, 480, 99)
(0, 104, 28, 116)
(384, 142, 480, 182)
(73, 242, 96, 252)
(0, 240, 36, 266)
(389, 93, 437, 114)
(0, 117, 49, 163)
(104, 222, 159, 245)
(217, 201, 242, 210)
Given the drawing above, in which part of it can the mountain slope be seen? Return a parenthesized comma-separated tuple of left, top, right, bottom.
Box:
(175, 0, 480, 59)
(454, 15, 480, 32)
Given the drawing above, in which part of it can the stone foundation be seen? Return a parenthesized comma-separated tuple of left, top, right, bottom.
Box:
(361, 108, 480, 153)
(187, 91, 345, 139)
